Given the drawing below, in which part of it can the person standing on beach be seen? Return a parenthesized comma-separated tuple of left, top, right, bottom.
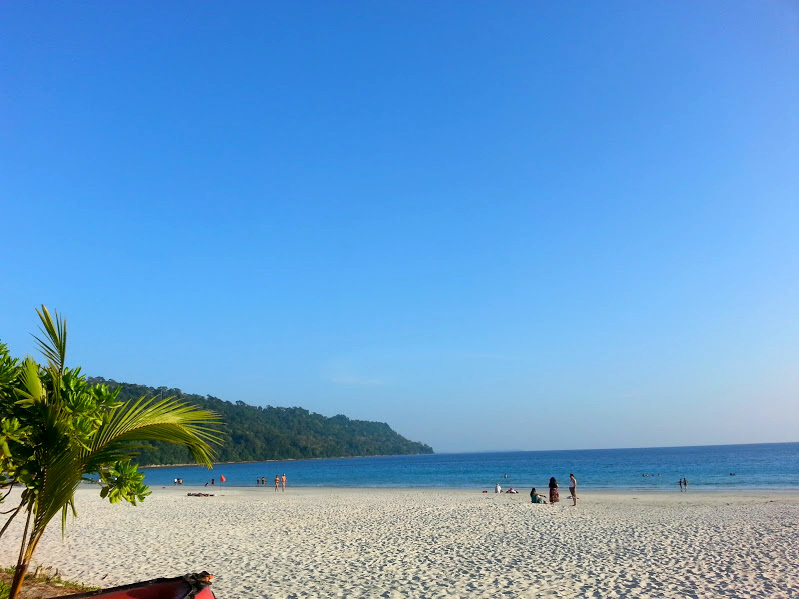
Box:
(281, 473, 287, 491)
(679, 479, 683, 492)
(274, 474, 280, 492)
(569, 473, 577, 506)
(261, 476, 266, 486)
(549, 477, 559, 504)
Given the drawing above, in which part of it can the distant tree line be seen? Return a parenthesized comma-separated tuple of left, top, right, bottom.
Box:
(87, 377, 434, 465)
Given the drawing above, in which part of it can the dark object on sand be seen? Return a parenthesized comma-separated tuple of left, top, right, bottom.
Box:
(59, 572, 215, 598)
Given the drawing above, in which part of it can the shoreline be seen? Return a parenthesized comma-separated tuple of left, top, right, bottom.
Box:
(144, 482, 799, 494)
(140, 451, 435, 468)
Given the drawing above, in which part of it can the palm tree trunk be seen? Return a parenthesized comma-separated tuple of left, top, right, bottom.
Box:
(0, 500, 25, 541)
(8, 506, 34, 599)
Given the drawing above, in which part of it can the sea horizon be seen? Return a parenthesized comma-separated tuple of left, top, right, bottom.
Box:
(141, 439, 799, 468)
(446, 439, 799, 454)
(139, 441, 799, 490)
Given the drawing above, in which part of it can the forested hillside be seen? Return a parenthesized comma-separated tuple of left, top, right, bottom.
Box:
(88, 377, 433, 465)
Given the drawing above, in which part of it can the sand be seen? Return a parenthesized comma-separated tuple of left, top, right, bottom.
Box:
(1, 486, 797, 598)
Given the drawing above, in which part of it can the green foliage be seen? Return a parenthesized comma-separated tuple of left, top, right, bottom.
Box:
(0, 306, 223, 599)
(89, 379, 434, 465)
(98, 459, 150, 505)
(0, 566, 100, 598)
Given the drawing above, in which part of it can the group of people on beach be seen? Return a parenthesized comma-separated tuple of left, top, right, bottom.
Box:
(678, 477, 689, 491)
(532, 473, 578, 506)
(497, 473, 578, 506)
(256, 474, 287, 491)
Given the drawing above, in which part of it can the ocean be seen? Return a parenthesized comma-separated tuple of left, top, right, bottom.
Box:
(140, 442, 799, 491)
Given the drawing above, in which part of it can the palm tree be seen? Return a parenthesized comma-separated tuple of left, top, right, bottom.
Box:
(0, 307, 223, 599)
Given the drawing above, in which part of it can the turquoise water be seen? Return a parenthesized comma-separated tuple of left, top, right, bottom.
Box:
(142, 442, 799, 490)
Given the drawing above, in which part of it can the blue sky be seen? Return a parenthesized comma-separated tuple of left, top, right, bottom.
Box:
(1, 2, 797, 452)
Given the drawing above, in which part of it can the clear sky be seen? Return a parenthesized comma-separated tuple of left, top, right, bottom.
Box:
(1, 2, 797, 453)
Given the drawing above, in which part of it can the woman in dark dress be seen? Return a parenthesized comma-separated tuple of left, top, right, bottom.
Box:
(549, 477, 559, 504)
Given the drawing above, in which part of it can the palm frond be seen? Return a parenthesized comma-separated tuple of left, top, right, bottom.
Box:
(88, 396, 223, 468)
(33, 444, 84, 538)
(15, 358, 45, 405)
(32, 306, 67, 399)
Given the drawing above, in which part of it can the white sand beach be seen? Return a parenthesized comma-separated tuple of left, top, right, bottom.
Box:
(1, 487, 797, 598)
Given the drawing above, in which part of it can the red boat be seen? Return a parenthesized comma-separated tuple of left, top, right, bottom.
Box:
(60, 572, 215, 599)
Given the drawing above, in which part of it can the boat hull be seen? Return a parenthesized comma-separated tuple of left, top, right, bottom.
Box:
(60, 573, 215, 599)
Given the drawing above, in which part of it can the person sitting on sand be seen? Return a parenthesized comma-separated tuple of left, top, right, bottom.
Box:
(530, 488, 546, 504)
(549, 477, 559, 504)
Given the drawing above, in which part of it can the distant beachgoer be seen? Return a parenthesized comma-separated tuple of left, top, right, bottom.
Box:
(504, 473, 508, 479)
(530, 488, 546, 504)
(495, 483, 502, 494)
(174, 478, 178, 485)
(281, 474, 287, 491)
(211, 478, 215, 486)
(256, 477, 260, 486)
(275, 475, 280, 491)
(679, 479, 683, 491)
(569, 473, 577, 506)
(549, 477, 559, 504)
(683, 478, 688, 490)
(204, 482, 209, 487)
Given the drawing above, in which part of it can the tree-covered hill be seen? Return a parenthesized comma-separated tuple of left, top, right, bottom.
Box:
(88, 377, 433, 465)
